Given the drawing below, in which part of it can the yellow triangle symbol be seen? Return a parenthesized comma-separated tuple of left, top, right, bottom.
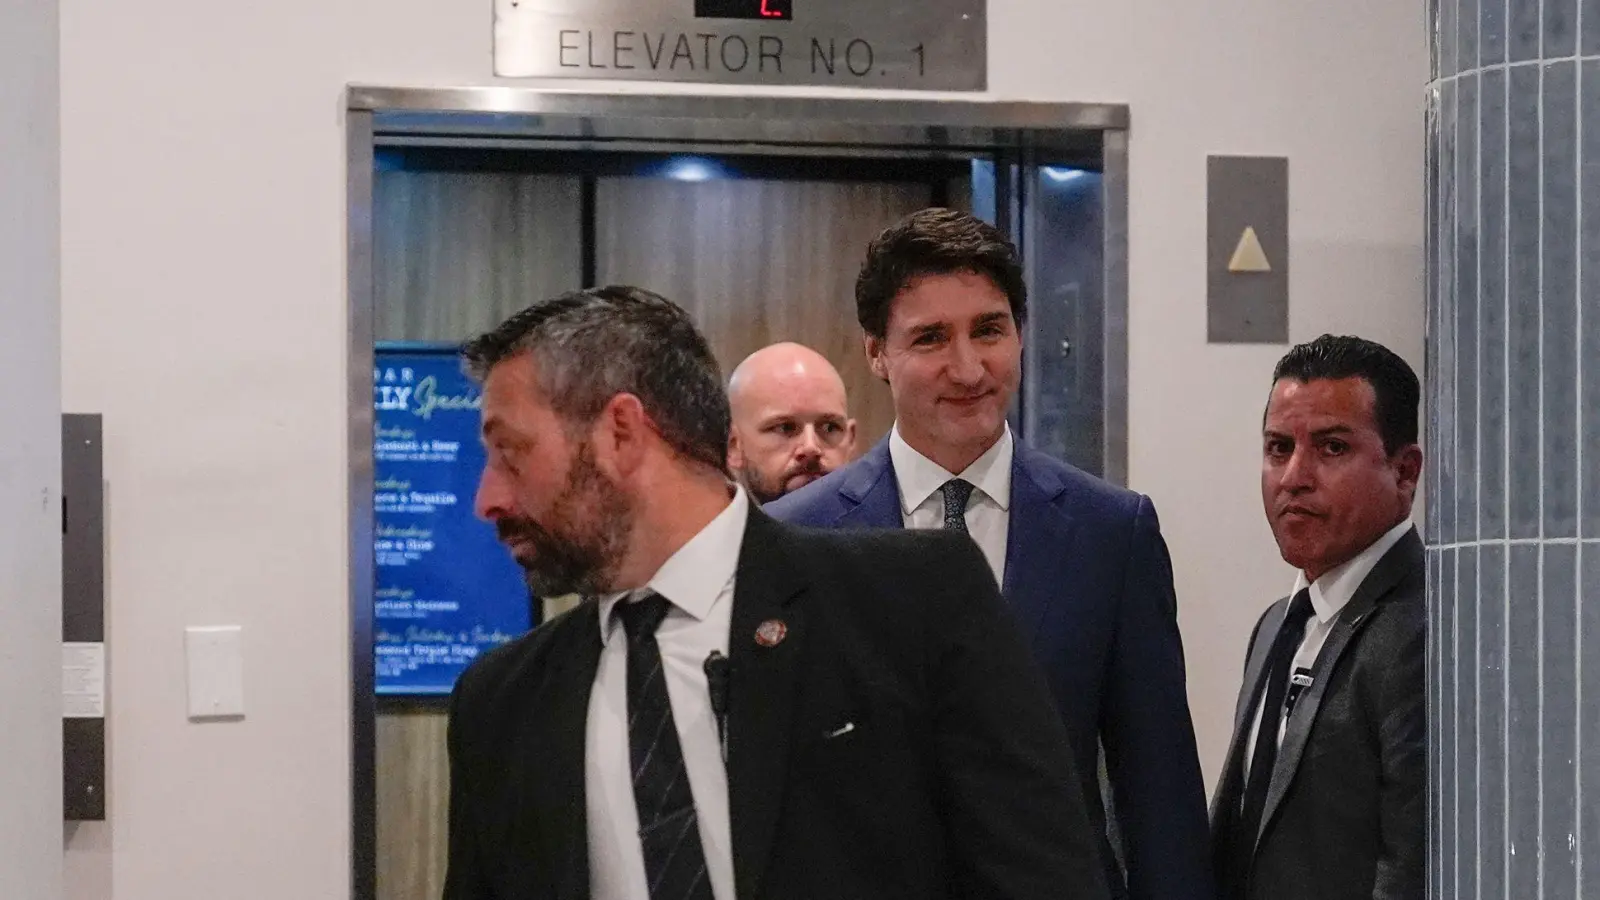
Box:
(1228, 226, 1272, 273)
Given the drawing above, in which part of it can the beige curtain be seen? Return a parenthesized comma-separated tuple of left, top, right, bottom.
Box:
(595, 175, 933, 448)
(374, 170, 584, 343)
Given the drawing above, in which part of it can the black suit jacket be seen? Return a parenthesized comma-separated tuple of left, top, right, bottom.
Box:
(1210, 529, 1425, 900)
(444, 507, 1110, 900)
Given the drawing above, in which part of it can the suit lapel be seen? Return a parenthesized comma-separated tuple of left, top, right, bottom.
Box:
(835, 439, 901, 529)
(725, 510, 810, 900)
(1210, 600, 1289, 821)
(839, 441, 1071, 641)
(1256, 529, 1424, 845)
(999, 450, 1074, 640)
(522, 608, 603, 900)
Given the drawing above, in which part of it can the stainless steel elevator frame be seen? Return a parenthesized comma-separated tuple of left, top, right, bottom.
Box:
(345, 85, 1131, 900)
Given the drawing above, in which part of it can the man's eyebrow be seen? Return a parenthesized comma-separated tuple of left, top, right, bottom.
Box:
(1309, 425, 1356, 439)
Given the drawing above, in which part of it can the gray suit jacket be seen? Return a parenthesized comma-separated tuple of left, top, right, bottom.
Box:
(1209, 528, 1425, 900)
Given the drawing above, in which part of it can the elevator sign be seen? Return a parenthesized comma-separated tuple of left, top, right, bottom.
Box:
(493, 0, 986, 90)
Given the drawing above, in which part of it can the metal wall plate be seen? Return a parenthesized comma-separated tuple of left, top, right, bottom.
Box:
(492, 0, 986, 90)
(1207, 155, 1289, 344)
(62, 413, 105, 821)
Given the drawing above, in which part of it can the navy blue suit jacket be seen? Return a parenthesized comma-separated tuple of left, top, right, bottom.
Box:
(766, 437, 1214, 900)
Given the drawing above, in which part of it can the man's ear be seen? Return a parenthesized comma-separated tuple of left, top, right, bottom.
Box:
(864, 334, 888, 382)
(591, 393, 652, 479)
(726, 428, 746, 472)
(1393, 442, 1423, 501)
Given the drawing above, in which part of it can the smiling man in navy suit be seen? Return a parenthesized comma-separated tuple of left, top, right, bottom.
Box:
(767, 208, 1213, 900)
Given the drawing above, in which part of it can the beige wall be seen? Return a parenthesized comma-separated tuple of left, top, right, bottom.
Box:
(1008, 1, 1427, 783)
(3, 0, 63, 899)
(59, 0, 1423, 896)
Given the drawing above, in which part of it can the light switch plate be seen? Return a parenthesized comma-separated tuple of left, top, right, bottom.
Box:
(185, 626, 244, 720)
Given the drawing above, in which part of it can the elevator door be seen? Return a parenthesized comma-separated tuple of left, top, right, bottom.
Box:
(1021, 166, 1107, 477)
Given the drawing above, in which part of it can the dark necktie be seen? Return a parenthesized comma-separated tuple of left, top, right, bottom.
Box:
(1228, 588, 1316, 892)
(941, 478, 975, 534)
(614, 594, 714, 900)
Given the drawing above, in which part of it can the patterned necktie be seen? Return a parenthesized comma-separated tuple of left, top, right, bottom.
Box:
(614, 594, 715, 900)
(941, 478, 975, 534)
(1228, 588, 1316, 892)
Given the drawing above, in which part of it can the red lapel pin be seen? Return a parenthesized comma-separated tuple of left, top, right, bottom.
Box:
(754, 619, 788, 647)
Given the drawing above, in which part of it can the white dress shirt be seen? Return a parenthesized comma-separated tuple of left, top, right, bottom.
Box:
(586, 487, 748, 900)
(1242, 518, 1414, 780)
(888, 423, 1013, 586)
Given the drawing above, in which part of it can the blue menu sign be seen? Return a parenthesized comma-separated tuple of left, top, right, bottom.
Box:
(373, 346, 534, 695)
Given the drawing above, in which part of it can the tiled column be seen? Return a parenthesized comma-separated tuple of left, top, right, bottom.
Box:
(1427, 1, 1600, 897)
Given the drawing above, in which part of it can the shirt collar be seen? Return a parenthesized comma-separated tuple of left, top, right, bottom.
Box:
(1291, 518, 1414, 624)
(596, 485, 750, 645)
(887, 423, 1013, 516)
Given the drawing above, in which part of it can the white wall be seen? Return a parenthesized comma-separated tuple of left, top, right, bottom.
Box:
(2, 1, 64, 899)
(59, 0, 1422, 896)
(1002, 0, 1428, 784)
